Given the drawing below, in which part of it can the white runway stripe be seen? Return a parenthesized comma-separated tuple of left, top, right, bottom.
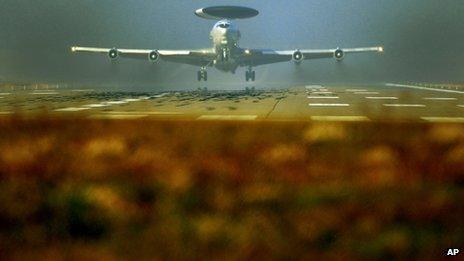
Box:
(423, 97, 458, 101)
(54, 107, 90, 112)
(83, 104, 110, 108)
(32, 92, 59, 95)
(457, 105, 464, 108)
(365, 96, 398, 100)
(307, 96, 339, 99)
(421, 117, 464, 123)
(154, 93, 170, 97)
(383, 104, 426, 107)
(0, 93, 12, 95)
(310, 116, 370, 122)
(103, 111, 183, 115)
(197, 115, 257, 120)
(105, 101, 128, 105)
(308, 103, 350, 107)
(71, 89, 94, 92)
(354, 92, 379, 95)
(346, 89, 367, 92)
(305, 85, 323, 89)
(89, 114, 149, 119)
(311, 91, 333, 94)
(386, 83, 464, 94)
(55, 95, 152, 112)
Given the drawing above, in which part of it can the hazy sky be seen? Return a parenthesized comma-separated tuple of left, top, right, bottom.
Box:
(0, 0, 462, 90)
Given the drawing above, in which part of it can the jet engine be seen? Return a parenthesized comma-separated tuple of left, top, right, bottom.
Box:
(148, 50, 160, 62)
(108, 48, 119, 60)
(292, 50, 304, 63)
(334, 48, 345, 61)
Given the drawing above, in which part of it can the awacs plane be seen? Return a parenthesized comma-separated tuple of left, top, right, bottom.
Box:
(71, 6, 384, 81)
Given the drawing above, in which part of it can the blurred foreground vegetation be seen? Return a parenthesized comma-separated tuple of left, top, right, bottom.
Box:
(0, 118, 463, 259)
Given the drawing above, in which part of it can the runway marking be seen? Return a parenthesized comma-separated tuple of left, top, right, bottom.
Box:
(421, 117, 464, 123)
(0, 93, 11, 95)
(0, 111, 13, 115)
(83, 104, 110, 108)
(105, 101, 128, 105)
(346, 89, 367, 92)
(103, 111, 184, 115)
(31, 92, 59, 95)
(306, 85, 323, 89)
(386, 83, 464, 94)
(311, 91, 333, 94)
(54, 107, 90, 112)
(307, 96, 339, 99)
(308, 103, 350, 107)
(60, 95, 158, 112)
(71, 89, 95, 92)
(458, 105, 464, 108)
(383, 104, 426, 107)
(365, 96, 398, 100)
(123, 98, 142, 102)
(197, 115, 257, 121)
(310, 116, 370, 122)
(152, 93, 170, 98)
(422, 97, 458, 101)
(89, 114, 149, 120)
(354, 92, 379, 95)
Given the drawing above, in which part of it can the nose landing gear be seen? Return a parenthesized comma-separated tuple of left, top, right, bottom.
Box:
(245, 67, 255, 82)
(197, 67, 208, 81)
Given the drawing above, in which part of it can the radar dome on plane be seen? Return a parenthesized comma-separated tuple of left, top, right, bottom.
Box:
(195, 6, 259, 20)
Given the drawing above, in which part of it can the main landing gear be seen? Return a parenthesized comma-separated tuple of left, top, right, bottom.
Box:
(197, 67, 208, 81)
(245, 67, 255, 82)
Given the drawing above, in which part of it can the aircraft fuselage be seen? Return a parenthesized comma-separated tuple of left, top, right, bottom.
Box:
(209, 20, 243, 73)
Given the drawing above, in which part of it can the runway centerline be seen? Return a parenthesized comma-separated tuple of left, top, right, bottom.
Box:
(197, 115, 258, 121)
(307, 96, 339, 99)
(308, 103, 350, 107)
(310, 116, 370, 122)
(421, 117, 464, 123)
(365, 96, 398, 100)
(383, 104, 426, 107)
(422, 97, 458, 101)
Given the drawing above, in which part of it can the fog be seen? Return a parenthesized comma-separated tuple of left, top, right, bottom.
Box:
(0, 0, 462, 90)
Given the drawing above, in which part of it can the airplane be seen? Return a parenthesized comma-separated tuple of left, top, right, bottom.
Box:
(71, 6, 384, 82)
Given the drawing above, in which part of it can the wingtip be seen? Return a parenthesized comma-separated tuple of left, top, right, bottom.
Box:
(70, 46, 77, 52)
(378, 46, 384, 53)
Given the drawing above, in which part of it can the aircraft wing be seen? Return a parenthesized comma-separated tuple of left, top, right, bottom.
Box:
(238, 46, 384, 67)
(70, 46, 217, 67)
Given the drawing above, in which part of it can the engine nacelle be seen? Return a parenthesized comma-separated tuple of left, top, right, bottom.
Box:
(108, 48, 119, 60)
(292, 50, 304, 63)
(334, 48, 345, 61)
(148, 50, 160, 62)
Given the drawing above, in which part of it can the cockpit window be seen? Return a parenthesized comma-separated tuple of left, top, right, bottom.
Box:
(218, 23, 230, 29)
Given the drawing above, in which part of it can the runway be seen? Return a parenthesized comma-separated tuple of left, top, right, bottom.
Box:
(0, 83, 463, 122)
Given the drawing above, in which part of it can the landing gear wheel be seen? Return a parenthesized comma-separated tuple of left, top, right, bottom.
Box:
(246, 70, 256, 82)
(197, 70, 208, 81)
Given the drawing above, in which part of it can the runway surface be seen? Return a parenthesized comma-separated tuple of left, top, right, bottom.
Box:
(1, 83, 463, 122)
